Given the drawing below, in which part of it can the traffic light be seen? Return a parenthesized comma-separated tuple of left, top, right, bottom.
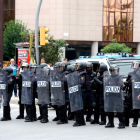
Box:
(40, 27, 49, 45)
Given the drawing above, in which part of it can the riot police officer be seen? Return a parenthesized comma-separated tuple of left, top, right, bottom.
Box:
(37, 63, 48, 120)
(73, 62, 86, 127)
(124, 61, 140, 127)
(67, 65, 75, 120)
(83, 62, 96, 122)
(56, 62, 69, 124)
(52, 62, 61, 121)
(90, 63, 107, 125)
(37, 66, 50, 123)
(1, 67, 15, 121)
(105, 64, 125, 128)
(16, 63, 29, 119)
(20, 63, 35, 122)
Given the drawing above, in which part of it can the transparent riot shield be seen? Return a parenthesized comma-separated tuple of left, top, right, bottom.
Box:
(67, 71, 83, 112)
(36, 68, 50, 105)
(50, 69, 65, 106)
(21, 69, 34, 104)
(104, 71, 123, 112)
(0, 69, 8, 107)
(132, 69, 140, 109)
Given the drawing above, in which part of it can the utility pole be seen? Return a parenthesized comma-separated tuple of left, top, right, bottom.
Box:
(35, 0, 43, 65)
(0, 0, 3, 66)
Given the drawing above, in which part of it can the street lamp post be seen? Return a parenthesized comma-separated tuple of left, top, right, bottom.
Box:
(35, 0, 43, 65)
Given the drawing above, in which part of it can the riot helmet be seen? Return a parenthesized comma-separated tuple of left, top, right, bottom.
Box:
(21, 63, 29, 70)
(3, 67, 13, 75)
(86, 62, 93, 73)
(30, 63, 37, 72)
(40, 63, 48, 68)
(54, 62, 60, 71)
(59, 62, 67, 72)
(131, 61, 140, 70)
(67, 65, 75, 73)
(98, 63, 108, 75)
(43, 66, 50, 75)
(75, 62, 86, 71)
(109, 64, 119, 75)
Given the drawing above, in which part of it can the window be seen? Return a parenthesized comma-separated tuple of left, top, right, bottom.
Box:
(103, 0, 133, 42)
(3, 0, 15, 25)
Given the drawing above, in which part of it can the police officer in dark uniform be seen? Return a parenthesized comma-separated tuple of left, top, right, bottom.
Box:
(124, 61, 140, 127)
(1, 67, 15, 121)
(37, 63, 48, 121)
(67, 65, 75, 120)
(52, 62, 61, 121)
(73, 62, 86, 127)
(105, 64, 125, 128)
(90, 63, 107, 125)
(16, 63, 28, 119)
(83, 62, 96, 122)
(57, 62, 69, 124)
(38, 66, 50, 123)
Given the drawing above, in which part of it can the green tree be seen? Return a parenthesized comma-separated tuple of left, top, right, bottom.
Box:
(101, 38, 132, 53)
(39, 35, 67, 64)
(3, 20, 32, 59)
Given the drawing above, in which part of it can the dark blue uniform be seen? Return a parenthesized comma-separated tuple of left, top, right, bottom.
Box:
(1, 73, 15, 121)
(83, 72, 95, 121)
(124, 71, 140, 126)
(57, 71, 69, 124)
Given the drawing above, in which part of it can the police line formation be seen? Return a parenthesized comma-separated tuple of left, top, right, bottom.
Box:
(0, 61, 140, 129)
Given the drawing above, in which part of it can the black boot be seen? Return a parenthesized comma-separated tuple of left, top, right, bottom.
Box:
(1, 107, 8, 121)
(118, 122, 125, 129)
(100, 106, 106, 125)
(99, 121, 106, 125)
(105, 122, 115, 128)
(52, 106, 59, 121)
(132, 109, 139, 127)
(40, 105, 49, 123)
(57, 105, 68, 124)
(86, 105, 93, 122)
(16, 115, 24, 119)
(105, 113, 114, 128)
(25, 105, 34, 122)
(7, 105, 11, 120)
(37, 105, 42, 120)
(91, 105, 99, 124)
(16, 102, 24, 119)
(90, 119, 99, 124)
(118, 112, 125, 128)
(74, 110, 86, 126)
(132, 122, 137, 127)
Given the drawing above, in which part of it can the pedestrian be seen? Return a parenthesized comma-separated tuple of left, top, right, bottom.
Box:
(8, 59, 19, 97)
(1, 67, 15, 121)
(41, 58, 46, 64)
(63, 58, 68, 63)
(3, 64, 7, 69)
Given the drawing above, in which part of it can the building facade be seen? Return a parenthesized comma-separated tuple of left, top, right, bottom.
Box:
(10, 0, 140, 59)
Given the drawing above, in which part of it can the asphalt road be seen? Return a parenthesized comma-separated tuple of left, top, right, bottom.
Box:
(0, 104, 140, 140)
